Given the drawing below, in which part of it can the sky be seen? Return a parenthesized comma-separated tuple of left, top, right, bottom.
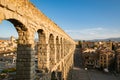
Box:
(0, 0, 120, 40)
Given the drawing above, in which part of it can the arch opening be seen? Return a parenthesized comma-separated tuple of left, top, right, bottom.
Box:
(56, 36, 60, 62)
(49, 34, 55, 68)
(35, 29, 48, 73)
(61, 38, 63, 58)
(0, 19, 26, 79)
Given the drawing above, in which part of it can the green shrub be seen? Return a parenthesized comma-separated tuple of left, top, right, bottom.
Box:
(1, 68, 16, 73)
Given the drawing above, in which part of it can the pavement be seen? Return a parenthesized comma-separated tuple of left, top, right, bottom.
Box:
(71, 67, 120, 80)
(89, 69, 120, 80)
(71, 67, 90, 80)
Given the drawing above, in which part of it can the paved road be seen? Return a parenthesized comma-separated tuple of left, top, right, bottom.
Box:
(74, 48, 83, 68)
(71, 67, 90, 80)
(71, 67, 120, 80)
(88, 69, 120, 80)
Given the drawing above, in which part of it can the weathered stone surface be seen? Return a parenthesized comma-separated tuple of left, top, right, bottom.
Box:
(0, 12, 5, 21)
(0, 0, 6, 7)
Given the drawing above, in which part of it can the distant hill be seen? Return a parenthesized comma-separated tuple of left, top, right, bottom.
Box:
(92, 37, 120, 42)
(0, 37, 9, 40)
(74, 37, 120, 42)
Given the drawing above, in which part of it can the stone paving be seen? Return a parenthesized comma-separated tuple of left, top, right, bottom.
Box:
(71, 67, 120, 80)
(72, 67, 90, 80)
(88, 69, 120, 80)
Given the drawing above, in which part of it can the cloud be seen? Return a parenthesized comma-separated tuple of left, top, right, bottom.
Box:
(65, 27, 120, 40)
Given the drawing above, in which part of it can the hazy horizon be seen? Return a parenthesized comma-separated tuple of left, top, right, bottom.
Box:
(0, 36, 120, 41)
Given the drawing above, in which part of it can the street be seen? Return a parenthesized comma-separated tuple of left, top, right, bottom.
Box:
(71, 67, 120, 80)
(71, 67, 90, 80)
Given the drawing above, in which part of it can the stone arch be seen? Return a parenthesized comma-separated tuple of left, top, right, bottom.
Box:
(56, 36, 60, 62)
(7, 19, 26, 30)
(0, 18, 29, 45)
(37, 29, 46, 44)
(60, 38, 64, 58)
(51, 71, 57, 80)
(64, 39, 69, 56)
(0, 1, 76, 80)
(6, 19, 27, 37)
(0, 18, 28, 44)
(63, 38, 66, 56)
(36, 29, 48, 71)
(0, 18, 36, 80)
(49, 34, 55, 68)
(0, 20, 18, 38)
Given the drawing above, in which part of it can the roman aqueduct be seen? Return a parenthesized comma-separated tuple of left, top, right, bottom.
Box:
(0, 0, 75, 80)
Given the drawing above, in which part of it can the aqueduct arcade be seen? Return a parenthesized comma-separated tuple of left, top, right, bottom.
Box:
(0, 0, 75, 80)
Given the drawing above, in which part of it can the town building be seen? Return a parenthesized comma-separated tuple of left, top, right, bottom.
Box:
(82, 41, 115, 71)
(98, 48, 115, 70)
(0, 36, 17, 53)
(116, 48, 120, 73)
(82, 48, 99, 68)
(81, 41, 95, 49)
